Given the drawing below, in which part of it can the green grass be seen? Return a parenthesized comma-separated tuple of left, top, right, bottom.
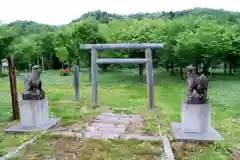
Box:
(0, 69, 239, 159)
(9, 137, 162, 160)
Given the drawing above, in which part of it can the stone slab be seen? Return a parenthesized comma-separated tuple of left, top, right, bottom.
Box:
(5, 118, 61, 134)
(100, 113, 142, 119)
(92, 119, 130, 125)
(83, 131, 120, 139)
(96, 116, 144, 123)
(170, 122, 224, 142)
(97, 114, 132, 119)
(122, 134, 162, 141)
(98, 114, 143, 119)
(90, 123, 125, 128)
(96, 116, 122, 120)
(119, 117, 144, 123)
(161, 135, 175, 160)
(85, 125, 126, 133)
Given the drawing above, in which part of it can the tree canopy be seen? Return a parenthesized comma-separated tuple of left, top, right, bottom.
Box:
(1, 7, 240, 76)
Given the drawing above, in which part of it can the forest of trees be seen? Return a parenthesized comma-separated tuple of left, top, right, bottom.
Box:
(1, 7, 240, 78)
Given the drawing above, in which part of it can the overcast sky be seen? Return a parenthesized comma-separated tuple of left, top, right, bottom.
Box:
(0, 0, 239, 25)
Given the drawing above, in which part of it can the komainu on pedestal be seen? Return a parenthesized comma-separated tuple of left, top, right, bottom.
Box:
(22, 65, 45, 100)
(185, 65, 208, 104)
(170, 65, 223, 142)
(5, 65, 61, 134)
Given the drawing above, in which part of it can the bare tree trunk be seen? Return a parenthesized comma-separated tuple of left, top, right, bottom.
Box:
(166, 61, 169, 71)
(171, 61, 174, 75)
(229, 63, 232, 74)
(195, 63, 199, 74)
(0, 62, 2, 76)
(180, 66, 183, 79)
(233, 63, 237, 73)
(28, 60, 31, 71)
(224, 62, 227, 74)
(203, 61, 210, 75)
(16, 67, 20, 75)
(41, 57, 44, 71)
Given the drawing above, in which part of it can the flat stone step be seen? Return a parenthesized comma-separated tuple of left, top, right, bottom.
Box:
(111, 107, 130, 111)
(90, 123, 125, 128)
(122, 134, 162, 141)
(85, 125, 126, 133)
(92, 119, 130, 125)
(100, 113, 142, 118)
(83, 131, 120, 139)
(97, 115, 144, 121)
(95, 118, 143, 125)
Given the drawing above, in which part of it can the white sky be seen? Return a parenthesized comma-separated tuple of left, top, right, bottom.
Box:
(0, 0, 239, 25)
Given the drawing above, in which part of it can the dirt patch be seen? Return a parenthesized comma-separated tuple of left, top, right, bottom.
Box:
(171, 141, 210, 160)
(125, 120, 157, 136)
(111, 108, 135, 115)
(67, 115, 96, 132)
(11, 137, 163, 160)
(232, 149, 240, 160)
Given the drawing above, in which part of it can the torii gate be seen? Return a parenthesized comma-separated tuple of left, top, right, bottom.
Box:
(80, 43, 163, 109)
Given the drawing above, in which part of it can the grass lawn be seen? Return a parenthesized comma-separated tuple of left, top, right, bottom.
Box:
(0, 69, 239, 159)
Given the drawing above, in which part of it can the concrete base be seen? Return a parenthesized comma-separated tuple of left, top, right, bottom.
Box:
(19, 99, 49, 127)
(181, 102, 211, 133)
(5, 118, 61, 134)
(171, 122, 223, 142)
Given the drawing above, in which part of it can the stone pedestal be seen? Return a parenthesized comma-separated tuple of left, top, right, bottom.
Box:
(171, 102, 223, 142)
(5, 99, 60, 134)
(181, 102, 211, 133)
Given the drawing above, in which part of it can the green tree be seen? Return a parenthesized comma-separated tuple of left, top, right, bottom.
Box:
(55, 46, 69, 69)
(37, 31, 56, 69)
(0, 28, 16, 75)
(10, 37, 40, 71)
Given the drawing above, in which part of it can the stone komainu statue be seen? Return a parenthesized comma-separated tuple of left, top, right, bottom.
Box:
(22, 65, 45, 100)
(185, 65, 208, 104)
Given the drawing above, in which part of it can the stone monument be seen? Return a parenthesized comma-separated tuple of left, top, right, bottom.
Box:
(171, 65, 223, 141)
(5, 65, 60, 133)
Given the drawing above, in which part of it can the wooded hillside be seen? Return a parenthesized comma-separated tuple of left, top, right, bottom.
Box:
(1, 7, 240, 77)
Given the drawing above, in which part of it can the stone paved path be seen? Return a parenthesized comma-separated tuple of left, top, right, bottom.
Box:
(81, 111, 162, 141)
(45, 110, 174, 160)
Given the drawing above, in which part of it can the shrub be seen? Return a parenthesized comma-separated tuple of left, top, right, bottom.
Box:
(0, 73, 8, 77)
(0, 69, 8, 77)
